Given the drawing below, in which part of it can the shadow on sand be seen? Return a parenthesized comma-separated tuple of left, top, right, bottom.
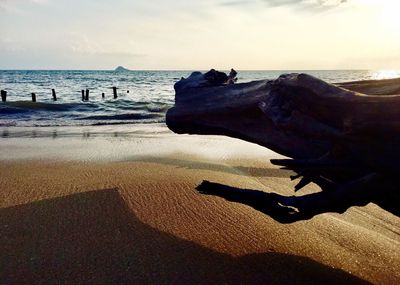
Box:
(196, 179, 400, 224)
(132, 156, 292, 178)
(1, 189, 369, 284)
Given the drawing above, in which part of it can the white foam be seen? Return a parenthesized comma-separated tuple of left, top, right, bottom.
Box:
(0, 124, 281, 162)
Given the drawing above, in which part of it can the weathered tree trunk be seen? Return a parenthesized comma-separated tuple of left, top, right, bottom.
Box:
(167, 72, 400, 170)
(166, 71, 400, 222)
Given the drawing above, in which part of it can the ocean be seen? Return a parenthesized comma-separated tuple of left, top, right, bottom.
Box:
(1, 69, 399, 128)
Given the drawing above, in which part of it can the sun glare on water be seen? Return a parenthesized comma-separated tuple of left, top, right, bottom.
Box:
(372, 70, 400, 80)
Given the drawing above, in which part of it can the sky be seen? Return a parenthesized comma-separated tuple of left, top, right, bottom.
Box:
(0, 0, 399, 70)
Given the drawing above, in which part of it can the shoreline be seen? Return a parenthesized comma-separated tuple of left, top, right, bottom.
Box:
(0, 124, 281, 161)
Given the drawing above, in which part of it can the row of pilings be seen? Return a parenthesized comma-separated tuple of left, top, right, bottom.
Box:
(1, 87, 126, 102)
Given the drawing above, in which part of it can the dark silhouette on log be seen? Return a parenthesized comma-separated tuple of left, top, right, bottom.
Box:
(113, 87, 118, 99)
(31, 93, 36, 102)
(1, 90, 6, 102)
(52, 89, 57, 101)
(200, 68, 238, 86)
(227, 68, 238, 84)
(166, 69, 400, 223)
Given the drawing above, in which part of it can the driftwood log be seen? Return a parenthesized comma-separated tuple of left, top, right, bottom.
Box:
(166, 70, 400, 223)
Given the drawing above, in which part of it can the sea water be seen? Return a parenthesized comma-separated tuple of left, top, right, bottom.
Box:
(1, 70, 399, 127)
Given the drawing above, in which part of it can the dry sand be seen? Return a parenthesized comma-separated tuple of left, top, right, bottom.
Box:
(0, 125, 399, 284)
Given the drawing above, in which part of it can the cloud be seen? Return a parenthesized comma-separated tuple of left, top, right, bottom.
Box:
(0, 0, 49, 14)
(220, 0, 348, 9)
(67, 32, 146, 60)
(263, 0, 347, 7)
(29, 0, 49, 4)
(0, 38, 27, 52)
(219, 0, 253, 6)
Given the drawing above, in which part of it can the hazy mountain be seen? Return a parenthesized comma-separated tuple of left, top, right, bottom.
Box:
(115, 66, 131, 72)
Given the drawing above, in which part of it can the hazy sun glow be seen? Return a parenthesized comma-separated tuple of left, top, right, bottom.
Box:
(381, 0, 400, 28)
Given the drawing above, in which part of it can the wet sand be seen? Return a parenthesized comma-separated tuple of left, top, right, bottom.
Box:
(0, 125, 399, 284)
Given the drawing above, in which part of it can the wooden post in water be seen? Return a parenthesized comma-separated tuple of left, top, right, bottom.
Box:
(102, 92, 105, 99)
(81, 90, 85, 101)
(1, 90, 6, 102)
(31, 93, 36, 102)
(52, 89, 57, 101)
(85, 89, 89, 101)
(113, 87, 118, 99)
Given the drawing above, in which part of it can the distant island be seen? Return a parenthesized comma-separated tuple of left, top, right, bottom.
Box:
(114, 66, 131, 72)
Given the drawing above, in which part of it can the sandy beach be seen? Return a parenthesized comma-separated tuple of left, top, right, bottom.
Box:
(2, 0, 400, 282)
(0, 124, 399, 284)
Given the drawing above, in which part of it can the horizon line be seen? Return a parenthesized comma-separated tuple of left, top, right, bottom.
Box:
(1, 68, 394, 72)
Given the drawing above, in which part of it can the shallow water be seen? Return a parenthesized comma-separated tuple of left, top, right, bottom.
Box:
(1, 69, 399, 127)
